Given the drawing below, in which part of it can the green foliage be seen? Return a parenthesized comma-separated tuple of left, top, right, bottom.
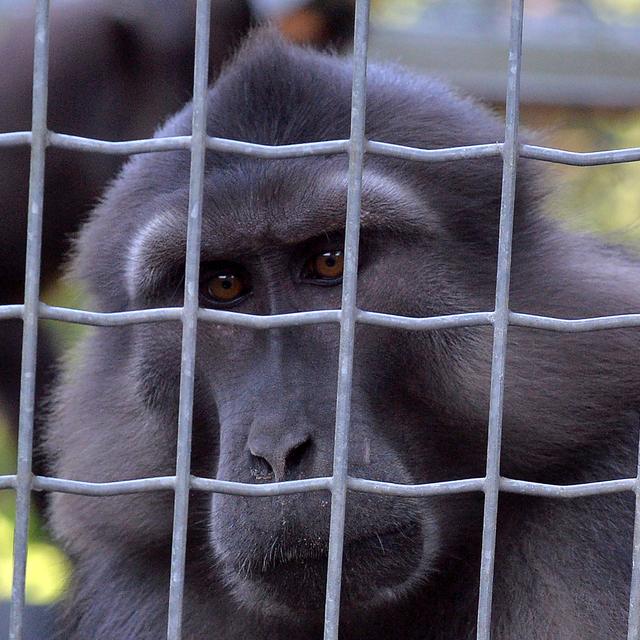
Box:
(545, 110, 640, 247)
(0, 419, 70, 604)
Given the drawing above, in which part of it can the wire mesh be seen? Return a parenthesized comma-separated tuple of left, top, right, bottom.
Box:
(2, 0, 640, 638)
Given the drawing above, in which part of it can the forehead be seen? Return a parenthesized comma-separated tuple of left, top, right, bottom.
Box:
(203, 158, 347, 252)
(144, 157, 430, 259)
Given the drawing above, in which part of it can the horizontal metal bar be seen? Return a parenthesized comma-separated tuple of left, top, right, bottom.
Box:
(3, 305, 640, 333)
(5, 305, 492, 330)
(0, 305, 22, 320)
(40, 304, 182, 325)
(2, 131, 639, 167)
(357, 309, 494, 330)
(500, 477, 636, 497)
(0, 473, 635, 498)
(207, 136, 349, 157)
(50, 132, 191, 155)
(348, 476, 485, 496)
(521, 143, 640, 166)
(34, 476, 176, 495)
(0, 304, 180, 326)
(0, 131, 347, 158)
(51, 133, 349, 158)
(200, 308, 340, 329)
(366, 140, 502, 162)
(509, 311, 640, 332)
(0, 304, 341, 328)
(0, 131, 32, 147)
(0, 476, 16, 490)
(33, 475, 329, 496)
(190, 476, 331, 495)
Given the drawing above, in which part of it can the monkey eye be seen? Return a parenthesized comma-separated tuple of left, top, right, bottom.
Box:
(200, 262, 251, 307)
(301, 249, 344, 285)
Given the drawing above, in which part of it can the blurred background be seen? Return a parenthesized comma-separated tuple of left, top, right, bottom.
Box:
(1, 0, 639, 637)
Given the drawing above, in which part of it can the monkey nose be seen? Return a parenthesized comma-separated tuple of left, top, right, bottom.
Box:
(248, 430, 312, 482)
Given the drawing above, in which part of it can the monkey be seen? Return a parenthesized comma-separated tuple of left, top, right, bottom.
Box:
(44, 31, 639, 639)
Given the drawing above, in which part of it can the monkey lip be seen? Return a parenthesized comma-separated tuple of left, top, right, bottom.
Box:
(238, 522, 421, 572)
(229, 522, 424, 612)
(277, 523, 421, 568)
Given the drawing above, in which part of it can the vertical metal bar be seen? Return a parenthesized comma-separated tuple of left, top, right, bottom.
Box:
(9, 1, 50, 638)
(323, 1, 370, 638)
(475, 1, 524, 638)
(166, 0, 211, 638)
(627, 423, 640, 640)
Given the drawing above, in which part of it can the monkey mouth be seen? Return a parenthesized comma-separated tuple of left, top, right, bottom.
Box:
(225, 522, 424, 614)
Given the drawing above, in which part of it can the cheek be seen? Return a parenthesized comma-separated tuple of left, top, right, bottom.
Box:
(203, 323, 244, 341)
(349, 424, 416, 485)
(356, 246, 422, 310)
(358, 247, 464, 318)
(291, 275, 344, 310)
(132, 326, 182, 412)
(195, 325, 259, 376)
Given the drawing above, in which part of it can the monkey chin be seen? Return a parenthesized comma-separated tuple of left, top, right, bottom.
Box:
(216, 521, 435, 621)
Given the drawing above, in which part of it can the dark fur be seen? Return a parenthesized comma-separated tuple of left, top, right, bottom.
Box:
(46, 32, 639, 639)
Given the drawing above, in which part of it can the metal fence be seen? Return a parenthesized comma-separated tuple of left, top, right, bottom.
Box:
(2, 0, 640, 639)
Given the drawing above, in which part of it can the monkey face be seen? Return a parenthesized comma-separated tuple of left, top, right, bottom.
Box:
(71, 60, 509, 607)
(54, 69, 508, 626)
(54, 30, 512, 624)
(120, 158, 480, 616)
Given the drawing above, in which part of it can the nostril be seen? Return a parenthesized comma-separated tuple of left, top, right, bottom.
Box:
(248, 432, 312, 482)
(285, 435, 311, 472)
(249, 454, 275, 482)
